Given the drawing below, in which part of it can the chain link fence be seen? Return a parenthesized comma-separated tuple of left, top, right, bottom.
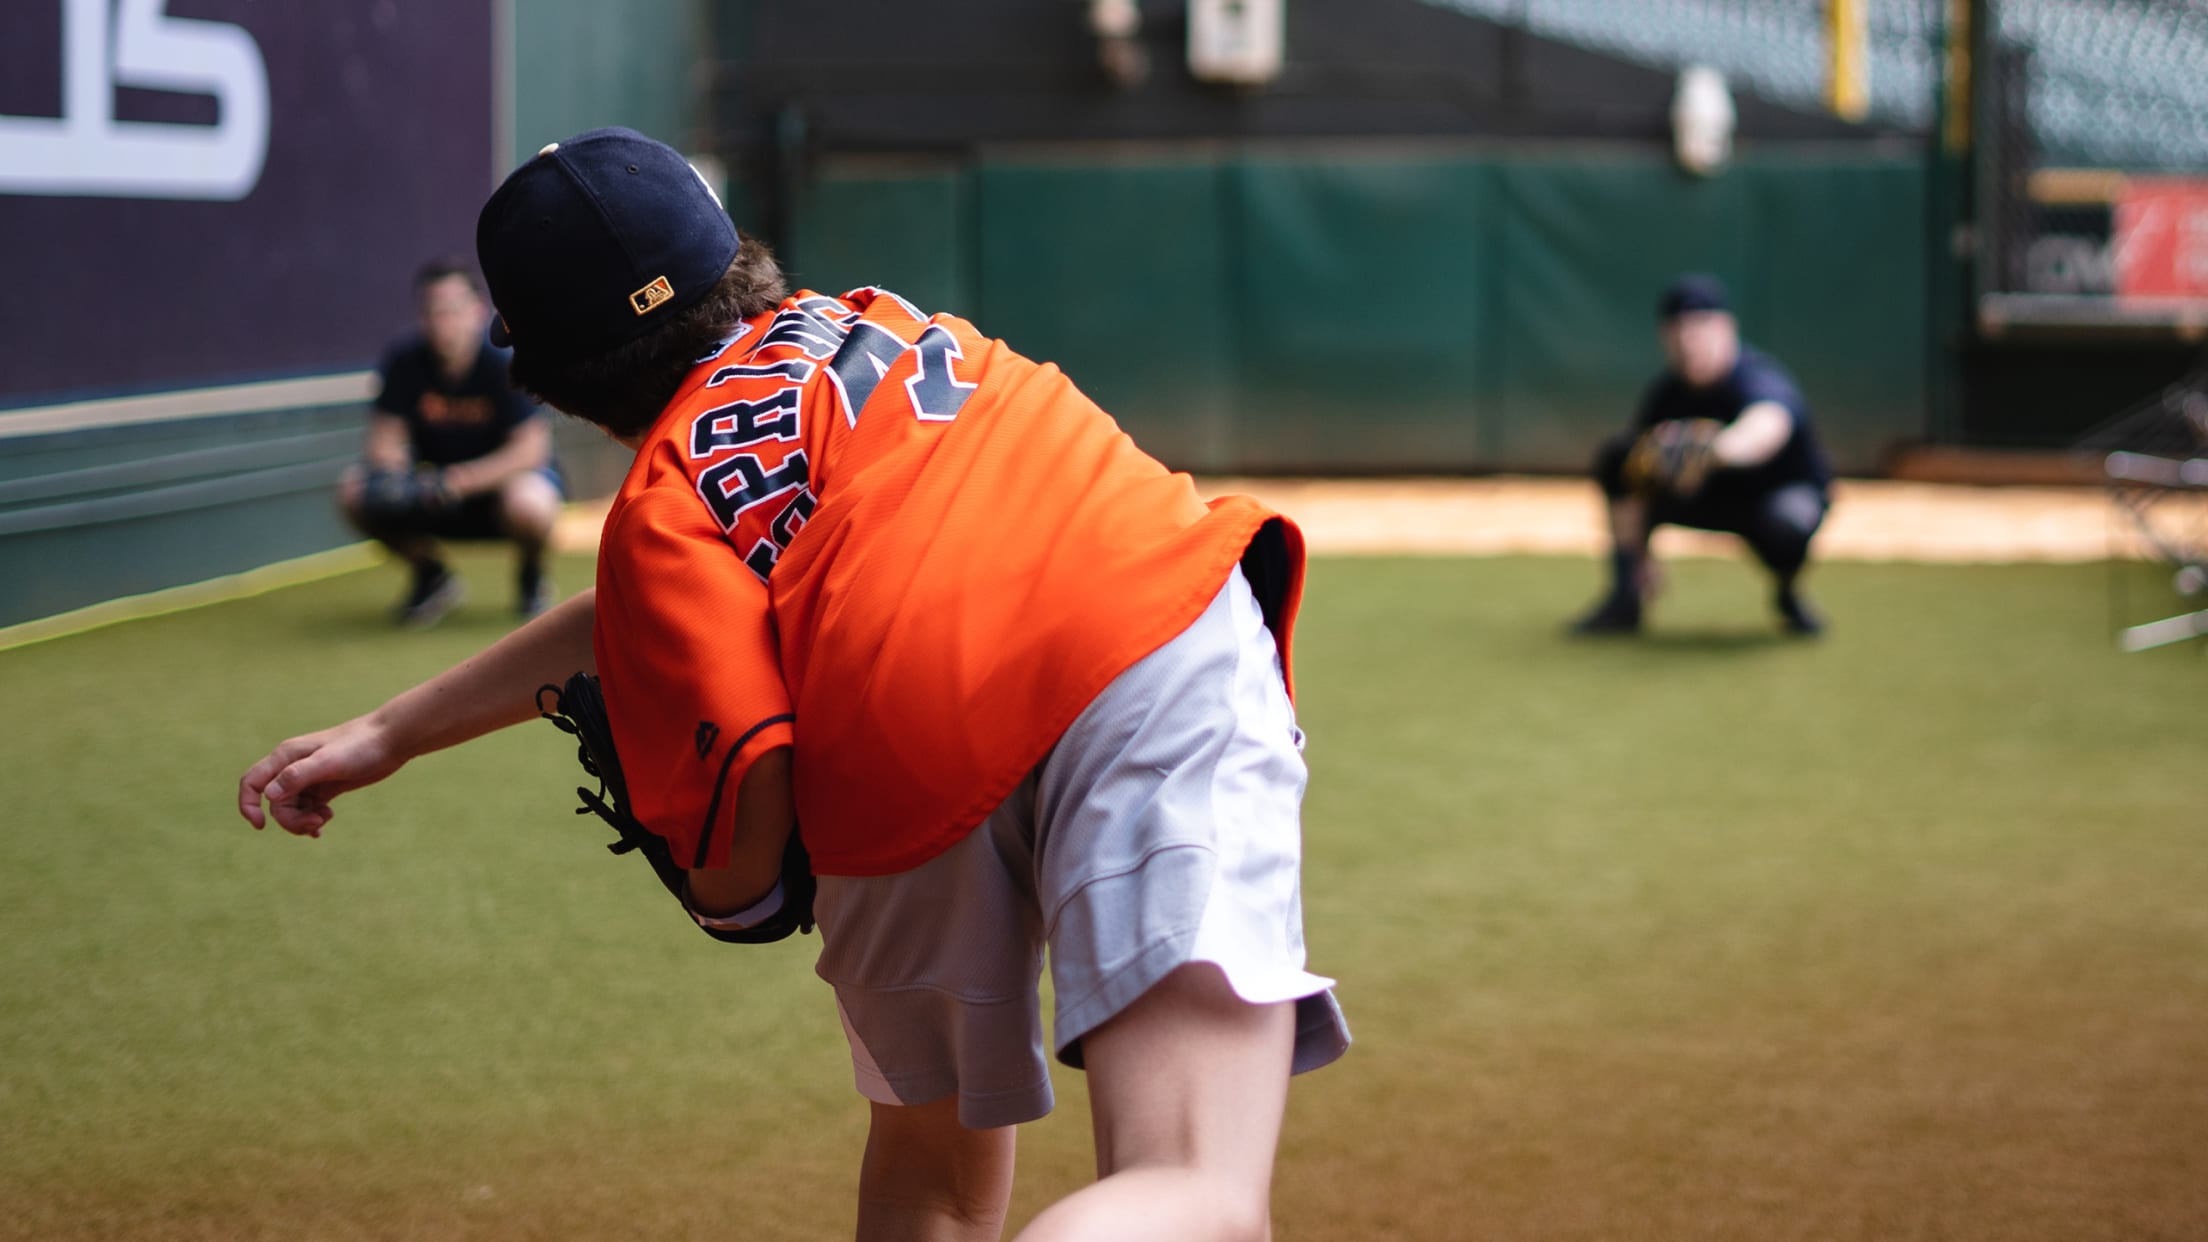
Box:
(1979, 1, 2208, 307)
(1995, 1, 2208, 173)
(1427, 1, 2208, 171)
(1426, 0, 1943, 132)
(1427, 1, 2208, 310)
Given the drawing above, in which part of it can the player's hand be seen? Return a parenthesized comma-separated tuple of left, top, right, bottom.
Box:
(425, 466, 460, 505)
(1625, 419, 1723, 500)
(1669, 418, 1723, 497)
(237, 716, 409, 837)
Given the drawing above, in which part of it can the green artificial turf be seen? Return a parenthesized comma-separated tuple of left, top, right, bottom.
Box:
(2, 548, 2203, 1240)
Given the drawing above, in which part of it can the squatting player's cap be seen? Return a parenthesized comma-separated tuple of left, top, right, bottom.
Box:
(476, 127, 739, 356)
(1657, 273, 1730, 320)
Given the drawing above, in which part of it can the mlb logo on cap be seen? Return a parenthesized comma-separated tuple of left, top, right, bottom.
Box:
(631, 276, 676, 316)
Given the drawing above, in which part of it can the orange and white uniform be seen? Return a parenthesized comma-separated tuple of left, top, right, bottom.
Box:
(594, 288, 1303, 877)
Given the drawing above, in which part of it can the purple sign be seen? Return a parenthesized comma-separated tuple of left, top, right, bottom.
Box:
(0, 0, 496, 407)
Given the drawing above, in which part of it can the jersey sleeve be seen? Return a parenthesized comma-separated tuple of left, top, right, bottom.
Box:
(592, 486, 795, 871)
(371, 343, 413, 418)
(1631, 376, 1674, 430)
(1733, 355, 1806, 418)
(487, 347, 541, 431)
(498, 388, 542, 432)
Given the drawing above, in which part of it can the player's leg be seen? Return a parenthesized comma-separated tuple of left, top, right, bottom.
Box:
(336, 464, 460, 625)
(335, 463, 369, 530)
(1736, 482, 1828, 635)
(857, 1096, 1018, 1242)
(1572, 432, 1656, 633)
(497, 467, 563, 616)
(811, 781, 1058, 1240)
(1015, 964, 1293, 1242)
(1612, 492, 1664, 600)
(1024, 566, 1347, 1240)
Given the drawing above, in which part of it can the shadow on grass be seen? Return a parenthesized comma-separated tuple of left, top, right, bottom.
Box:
(1635, 628, 1799, 653)
(291, 603, 540, 642)
(1541, 625, 1800, 659)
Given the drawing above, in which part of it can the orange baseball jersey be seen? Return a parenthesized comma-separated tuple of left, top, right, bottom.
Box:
(593, 288, 1304, 877)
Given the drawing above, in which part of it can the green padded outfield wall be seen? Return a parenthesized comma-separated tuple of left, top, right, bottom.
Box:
(976, 158, 1241, 470)
(0, 405, 366, 628)
(780, 145, 1930, 476)
(1487, 150, 1928, 474)
(511, 0, 697, 157)
(508, 0, 704, 500)
(1233, 153, 1496, 472)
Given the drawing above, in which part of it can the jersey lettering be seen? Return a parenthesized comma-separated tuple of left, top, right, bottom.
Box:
(755, 296, 857, 359)
(691, 389, 801, 457)
(742, 539, 782, 582)
(907, 324, 978, 422)
(850, 286, 926, 322)
(686, 348, 819, 574)
(769, 487, 815, 546)
(826, 321, 909, 427)
(739, 488, 818, 581)
(692, 323, 751, 365)
(684, 293, 967, 582)
(698, 448, 810, 533)
(704, 358, 815, 388)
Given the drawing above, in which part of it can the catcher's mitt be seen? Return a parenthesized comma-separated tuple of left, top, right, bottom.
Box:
(355, 466, 452, 530)
(538, 671, 815, 944)
(1623, 418, 1724, 500)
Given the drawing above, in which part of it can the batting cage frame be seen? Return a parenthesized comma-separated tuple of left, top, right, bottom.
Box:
(2077, 369, 2208, 651)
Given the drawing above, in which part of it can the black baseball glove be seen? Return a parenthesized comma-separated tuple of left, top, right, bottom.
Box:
(355, 466, 452, 531)
(538, 671, 815, 944)
(1623, 418, 1724, 500)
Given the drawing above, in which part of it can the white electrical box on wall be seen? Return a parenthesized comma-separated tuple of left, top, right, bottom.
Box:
(1188, 0, 1283, 86)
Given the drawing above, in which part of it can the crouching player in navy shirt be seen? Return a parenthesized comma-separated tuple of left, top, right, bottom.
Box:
(1571, 275, 1834, 637)
(339, 260, 566, 626)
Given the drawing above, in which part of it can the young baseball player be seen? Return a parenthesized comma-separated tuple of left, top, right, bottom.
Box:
(237, 128, 1347, 1241)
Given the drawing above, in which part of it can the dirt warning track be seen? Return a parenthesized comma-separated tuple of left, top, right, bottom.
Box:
(557, 477, 2197, 564)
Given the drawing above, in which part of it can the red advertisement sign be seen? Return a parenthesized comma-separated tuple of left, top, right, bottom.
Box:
(2116, 178, 2208, 300)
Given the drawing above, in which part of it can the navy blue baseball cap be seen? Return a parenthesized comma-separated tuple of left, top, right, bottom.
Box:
(1657, 273, 1730, 320)
(476, 127, 739, 356)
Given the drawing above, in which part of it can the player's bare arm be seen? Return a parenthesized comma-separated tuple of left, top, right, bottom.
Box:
(361, 411, 413, 472)
(1712, 400, 1792, 468)
(237, 588, 598, 835)
(440, 416, 552, 499)
(684, 745, 796, 920)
